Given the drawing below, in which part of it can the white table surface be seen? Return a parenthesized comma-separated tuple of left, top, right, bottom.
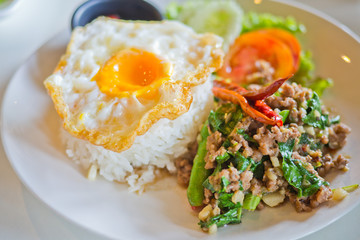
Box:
(0, 0, 359, 239)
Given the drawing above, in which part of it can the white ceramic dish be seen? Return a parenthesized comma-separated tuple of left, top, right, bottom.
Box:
(2, 0, 360, 239)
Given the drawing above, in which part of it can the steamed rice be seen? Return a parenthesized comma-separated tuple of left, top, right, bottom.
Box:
(62, 77, 214, 192)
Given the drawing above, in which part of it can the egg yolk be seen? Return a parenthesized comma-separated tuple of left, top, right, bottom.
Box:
(93, 48, 173, 99)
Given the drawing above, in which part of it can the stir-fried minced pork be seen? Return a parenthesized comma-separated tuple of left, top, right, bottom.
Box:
(175, 142, 198, 186)
(179, 82, 350, 218)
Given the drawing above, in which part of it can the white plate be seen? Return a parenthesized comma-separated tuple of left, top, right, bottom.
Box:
(2, 0, 360, 239)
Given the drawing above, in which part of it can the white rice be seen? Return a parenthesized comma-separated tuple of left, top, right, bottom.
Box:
(62, 78, 214, 192)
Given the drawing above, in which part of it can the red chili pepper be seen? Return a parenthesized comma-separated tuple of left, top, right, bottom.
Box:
(254, 100, 283, 126)
(213, 79, 248, 95)
(212, 87, 279, 126)
(213, 75, 290, 102)
(242, 75, 291, 101)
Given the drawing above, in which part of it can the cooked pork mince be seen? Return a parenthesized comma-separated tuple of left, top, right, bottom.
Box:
(175, 141, 198, 186)
(180, 82, 350, 230)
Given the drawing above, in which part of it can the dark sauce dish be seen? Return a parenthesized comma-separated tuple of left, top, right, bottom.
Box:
(71, 0, 163, 30)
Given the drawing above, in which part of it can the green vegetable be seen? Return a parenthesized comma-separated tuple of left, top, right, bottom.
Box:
(201, 168, 243, 228)
(230, 152, 263, 179)
(243, 193, 261, 211)
(221, 176, 230, 192)
(282, 158, 327, 197)
(216, 152, 230, 164)
(202, 178, 215, 193)
(278, 138, 295, 160)
(279, 139, 328, 197)
(208, 110, 223, 133)
(208, 104, 243, 136)
(342, 184, 359, 193)
(302, 92, 330, 129)
(236, 128, 258, 145)
(218, 192, 237, 209)
(232, 152, 252, 173)
(299, 133, 322, 151)
(252, 159, 265, 179)
(165, 0, 244, 50)
(212, 163, 223, 177)
(279, 110, 290, 123)
(199, 207, 241, 228)
(223, 138, 232, 148)
(242, 11, 306, 34)
(187, 121, 212, 206)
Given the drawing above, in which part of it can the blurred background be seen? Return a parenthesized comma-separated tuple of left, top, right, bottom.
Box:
(0, 0, 359, 239)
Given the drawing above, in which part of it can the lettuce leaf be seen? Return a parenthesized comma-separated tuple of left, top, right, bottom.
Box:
(242, 11, 306, 34)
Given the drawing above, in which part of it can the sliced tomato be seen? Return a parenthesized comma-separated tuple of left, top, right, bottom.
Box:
(217, 28, 301, 85)
(258, 28, 301, 71)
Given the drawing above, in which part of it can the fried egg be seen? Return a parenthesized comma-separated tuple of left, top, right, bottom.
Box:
(44, 17, 223, 152)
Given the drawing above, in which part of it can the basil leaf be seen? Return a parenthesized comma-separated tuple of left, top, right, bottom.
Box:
(223, 109, 243, 136)
(212, 163, 222, 176)
(302, 92, 329, 129)
(221, 176, 230, 192)
(238, 180, 244, 191)
(282, 158, 327, 197)
(252, 160, 265, 179)
(208, 104, 243, 136)
(216, 152, 230, 164)
(223, 138, 231, 148)
(218, 192, 237, 209)
(299, 133, 322, 151)
(232, 152, 251, 173)
(202, 178, 215, 193)
(236, 128, 258, 146)
(208, 110, 224, 132)
(199, 207, 241, 228)
(279, 139, 327, 197)
(278, 138, 295, 160)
